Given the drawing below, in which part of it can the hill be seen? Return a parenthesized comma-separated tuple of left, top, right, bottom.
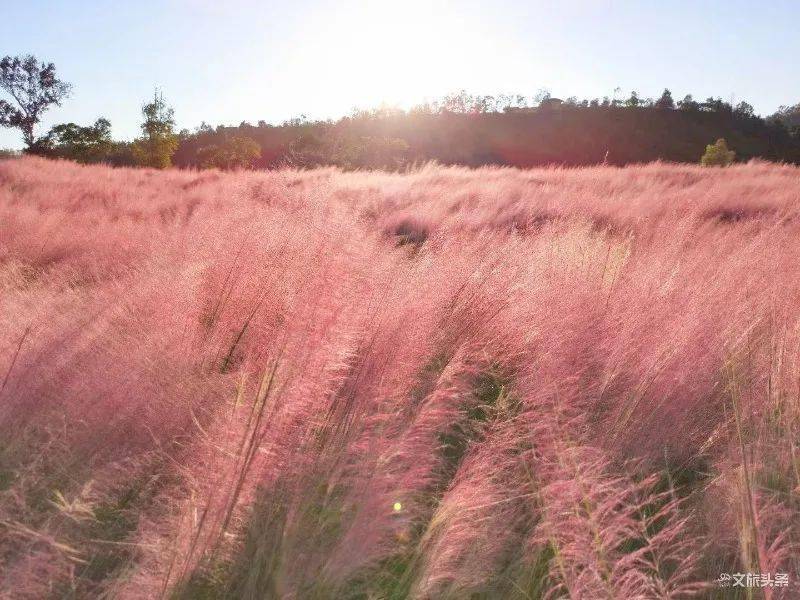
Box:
(174, 101, 800, 170)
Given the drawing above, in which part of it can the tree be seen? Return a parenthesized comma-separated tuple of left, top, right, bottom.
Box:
(105, 141, 138, 167)
(197, 135, 261, 170)
(733, 101, 755, 119)
(334, 136, 410, 170)
(285, 131, 328, 167)
(701, 138, 735, 166)
(0, 55, 71, 149)
(702, 97, 730, 114)
(196, 121, 214, 134)
(678, 95, 699, 112)
(441, 90, 475, 114)
(773, 103, 800, 130)
(41, 118, 113, 163)
(624, 91, 641, 108)
(655, 89, 675, 110)
(132, 91, 178, 168)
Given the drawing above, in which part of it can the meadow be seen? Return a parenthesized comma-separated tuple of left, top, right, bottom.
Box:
(1, 156, 799, 599)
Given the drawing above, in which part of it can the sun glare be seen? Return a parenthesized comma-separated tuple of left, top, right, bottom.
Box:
(284, 0, 496, 113)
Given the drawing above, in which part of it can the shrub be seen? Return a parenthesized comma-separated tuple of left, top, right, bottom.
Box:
(701, 137, 735, 166)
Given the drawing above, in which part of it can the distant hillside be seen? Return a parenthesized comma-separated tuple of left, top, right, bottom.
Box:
(174, 100, 800, 170)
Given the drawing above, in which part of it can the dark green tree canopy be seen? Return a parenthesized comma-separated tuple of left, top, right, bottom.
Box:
(625, 91, 642, 108)
(41, 118, 113, 163)
(655, 89, 675, 110)
(734, 101, 754, 118)
(678, 95, 699, 111)
(0, 55, 71, 148)
(197, 135, 261, 170)
(773, 103, 800, 131)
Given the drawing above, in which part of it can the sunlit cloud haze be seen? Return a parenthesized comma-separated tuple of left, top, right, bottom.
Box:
(1, 0, 799, 148)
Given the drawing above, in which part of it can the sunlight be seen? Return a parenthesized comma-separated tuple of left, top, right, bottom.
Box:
(4, 3, 800, 595)
(283, 0, 497, 112)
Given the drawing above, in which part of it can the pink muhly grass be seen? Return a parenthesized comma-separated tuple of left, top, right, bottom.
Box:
(1, 157, 800, 598)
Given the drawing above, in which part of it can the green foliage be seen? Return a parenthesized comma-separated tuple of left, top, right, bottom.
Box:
(772, 102, 800, 132)
(655, 88, 675, 110)
(132, 91, 178, 169)
(197, 135, 261, 170)
(624, 91, 643, 108)
(285, 131, 410, 170)
(733, 101, 755, 119)
(173, 90, 800, 170)
(0, 148, 20, 160)
(701, 138, 736, 166)
(284, 130, 329, 167)
(0, 55, 71, 148)
(678, 94, 700, 111)
(105, 141, 138, 167)
(133, 133, 178, 170)
(343, 136, 410, 170)
(40, 118, 114, 164)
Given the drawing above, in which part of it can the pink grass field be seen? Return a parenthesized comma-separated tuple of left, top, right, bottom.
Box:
(1, 156, 800, 599)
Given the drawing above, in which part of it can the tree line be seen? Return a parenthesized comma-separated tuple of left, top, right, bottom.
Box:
(175, 91, 800, 169)
(2, 54, 800, 170)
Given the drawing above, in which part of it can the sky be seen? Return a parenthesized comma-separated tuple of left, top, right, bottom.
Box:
(1, 0, 799, 149)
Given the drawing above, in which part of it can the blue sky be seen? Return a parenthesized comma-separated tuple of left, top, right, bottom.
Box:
(1, 0, 798, 149)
